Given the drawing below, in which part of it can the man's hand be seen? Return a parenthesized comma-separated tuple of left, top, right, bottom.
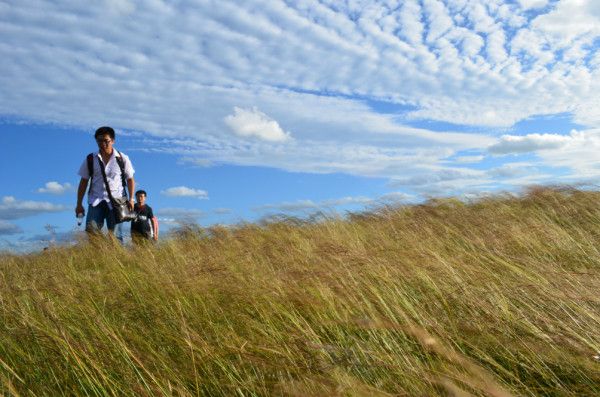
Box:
(127, 199, 134, 211)
(75, 204, 85, 216)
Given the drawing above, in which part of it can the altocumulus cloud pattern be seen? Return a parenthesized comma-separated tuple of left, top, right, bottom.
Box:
(1, 0, 600, 196)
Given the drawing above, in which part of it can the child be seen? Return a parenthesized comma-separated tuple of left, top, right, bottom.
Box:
(130, 190, 158, 243)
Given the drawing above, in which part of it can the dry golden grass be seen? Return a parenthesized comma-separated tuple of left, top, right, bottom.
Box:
(1, 186, 600, 396)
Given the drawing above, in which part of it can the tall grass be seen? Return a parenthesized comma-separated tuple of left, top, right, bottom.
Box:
(1, 187, 600, 396)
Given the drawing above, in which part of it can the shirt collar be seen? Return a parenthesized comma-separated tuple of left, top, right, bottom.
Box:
(96, 149, 120, 158)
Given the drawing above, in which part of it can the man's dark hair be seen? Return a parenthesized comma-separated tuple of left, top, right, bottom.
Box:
(94, 126, 115, 139)
(136, 190, 147, 197)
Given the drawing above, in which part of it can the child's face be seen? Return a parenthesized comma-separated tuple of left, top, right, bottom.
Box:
(136, 194, 146, 205)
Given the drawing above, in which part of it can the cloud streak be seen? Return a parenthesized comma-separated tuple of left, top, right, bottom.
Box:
(160, 186, 208, 199)
(156, 207, 205, 225)
(489, 133, 572, 155)
(0, 221, 22, 236)
(0, 196, 66, 221)
(254, 192, 413, 213)
(37, 181, 73, 195)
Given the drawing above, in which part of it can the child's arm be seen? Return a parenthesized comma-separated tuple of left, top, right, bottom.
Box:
(152, 217, 159, 240)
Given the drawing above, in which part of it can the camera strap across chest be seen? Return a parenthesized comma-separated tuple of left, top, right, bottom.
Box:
(88, 151, 127, 195)
(95, 153, 128, 203)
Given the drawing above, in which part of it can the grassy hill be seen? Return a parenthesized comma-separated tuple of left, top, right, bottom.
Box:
(1, 187, 600, 396)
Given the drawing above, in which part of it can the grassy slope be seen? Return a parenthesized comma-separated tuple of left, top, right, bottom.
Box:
(1, 187, 600, 396)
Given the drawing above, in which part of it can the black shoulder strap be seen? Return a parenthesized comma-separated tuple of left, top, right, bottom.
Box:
(115, 150, 127, 190)
(87, 153, 94, 177)
(86, 153, 94, 194)
(95, 151, 129, 201)
(97, 156, 118, 204)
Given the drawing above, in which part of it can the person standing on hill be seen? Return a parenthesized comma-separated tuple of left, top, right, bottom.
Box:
(130, 190, 159, 244)
(75, 126, 135, 243)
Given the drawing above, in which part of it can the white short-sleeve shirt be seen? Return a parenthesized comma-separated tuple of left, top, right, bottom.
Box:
(78, 150, 135, 207)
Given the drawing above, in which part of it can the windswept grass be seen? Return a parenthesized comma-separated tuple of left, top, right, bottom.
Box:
(1, 187, 600, 396)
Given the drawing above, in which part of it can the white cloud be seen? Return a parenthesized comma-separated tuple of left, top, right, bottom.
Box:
(178, 157, 213, 168)
(486, 129, 600, 182)
(2, 0, 600, 194)
(574, 98, 600, 125)
(0, 220, 22, 235)
(378, 191, 414, 203)
(487, 162, 533, 178)
(533, 129, 600, 178)
(486, 29, 507, 64)
(3, 0, 598, 138)
(224, 107, 291, 142)
(0, 196, 66, 220)
(517, 0, 549, 10)
(488, 133, 572, 154)
(455, 29, 484, 57)
(389, 167, 486, 187)
(37, 181, 73, 195)
(423, 0, 454, 44)
(255, 199, 318, 212)
(105, 0, 135, 16)
(454, 155, 484, 163)
(398, 0, 425, 45)
(531, 0, 600, 45)
(161, 186, 208, 199)
(155, 207, 206, 227)
(145, 136, 454, 179)
(386, 165, 494, 196)
(322, 196, 373, 207)
(157, 207, 205, 219)
(466, 2, 497, 34)
(254, 192, 413, 213)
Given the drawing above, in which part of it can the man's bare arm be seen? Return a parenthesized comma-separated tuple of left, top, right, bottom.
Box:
(152, 217, 159, 240)
(127, 178, 135, 210)
(76, 178, 88, 215)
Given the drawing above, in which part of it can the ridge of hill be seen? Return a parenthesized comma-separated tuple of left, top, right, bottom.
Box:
(1, 187, 600, 396)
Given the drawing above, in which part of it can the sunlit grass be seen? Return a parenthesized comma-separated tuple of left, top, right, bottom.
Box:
(1, 186, 600, 396)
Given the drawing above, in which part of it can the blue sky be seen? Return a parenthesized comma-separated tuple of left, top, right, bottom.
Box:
(1, 0, 600, 251)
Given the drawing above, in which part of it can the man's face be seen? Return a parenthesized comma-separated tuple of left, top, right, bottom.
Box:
(136, 194, 146, 205)
(96, 134, 114, 154)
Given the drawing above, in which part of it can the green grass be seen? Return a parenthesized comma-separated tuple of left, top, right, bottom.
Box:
(1, 186, 600, 396)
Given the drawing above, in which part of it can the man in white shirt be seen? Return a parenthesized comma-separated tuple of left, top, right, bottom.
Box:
(75, 126, 135, 242)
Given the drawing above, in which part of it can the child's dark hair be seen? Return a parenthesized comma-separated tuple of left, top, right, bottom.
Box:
(94, 126, 115, 139)
(136, 190, 147, 197)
